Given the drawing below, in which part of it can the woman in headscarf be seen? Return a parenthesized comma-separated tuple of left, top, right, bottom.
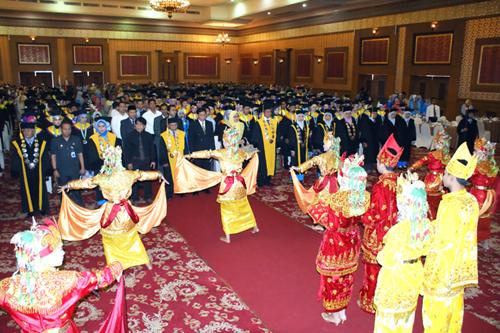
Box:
(87, 118, 121, 202)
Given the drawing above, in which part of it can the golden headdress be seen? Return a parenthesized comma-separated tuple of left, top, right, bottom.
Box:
(445, 142, 478, 180)
(377, 134, 403, 168)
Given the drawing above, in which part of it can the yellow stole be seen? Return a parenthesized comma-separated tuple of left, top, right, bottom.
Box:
(258, 118, 278, 176)
(12, 140, 47, 212)
(291, 123, 310, 165)
(74, 122, 91, 131)
(90, 132, 117, 159)
(319, 122, 336, 138)
(161, 130, 185, 175)
(47, 126, 62, 137)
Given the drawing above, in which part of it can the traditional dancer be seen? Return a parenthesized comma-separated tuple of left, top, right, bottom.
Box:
(58, 146, 167, 269)
(0, 218, 125, 333)
(290, 133, 340, 228)
(180, 126, 260, 243)
(470, 138, 498, 244)
(373, 172, 431, 333)
(308, 154, 370, 325)
(422, 142, 479, 333)
(409, 130, 451, 218)
(359, 134, 402, 313)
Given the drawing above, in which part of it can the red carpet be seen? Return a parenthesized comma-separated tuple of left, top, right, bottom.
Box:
(0, 173, 269, 332)
(167, 190, 498, 332)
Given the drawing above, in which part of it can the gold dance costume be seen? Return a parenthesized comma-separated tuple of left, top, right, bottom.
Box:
(59, 169, 166, 269)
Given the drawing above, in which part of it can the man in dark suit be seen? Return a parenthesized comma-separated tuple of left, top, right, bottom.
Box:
(395, 110, 416, 168)
(124, 117, 156, 203)
(188, 106, 215, 171)
(457, 108, 479, 154)
(120, 105, 137, 142)
(378, 109, 397, 145)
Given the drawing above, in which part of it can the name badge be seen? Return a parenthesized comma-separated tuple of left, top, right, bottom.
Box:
(70, 151, 76, 159)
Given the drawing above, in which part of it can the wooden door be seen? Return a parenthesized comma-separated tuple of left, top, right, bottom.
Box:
(19, 71, 53, 87)
(410, 76, 449, 108)
(73, 71, 104, 86)
(358, 74, 387, 100)
(160, 53, 178, 84)
(274, 49, 291, 88)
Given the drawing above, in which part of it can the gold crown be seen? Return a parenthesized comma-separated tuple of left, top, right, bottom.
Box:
(445, 142, 478, 180)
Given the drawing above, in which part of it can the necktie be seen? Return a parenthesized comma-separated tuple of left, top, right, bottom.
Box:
(433, 106, 436, 118)
(201, 121, 206, 133)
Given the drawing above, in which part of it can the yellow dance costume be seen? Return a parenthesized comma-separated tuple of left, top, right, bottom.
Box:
(58, 146, 167, 269)
(176, 125, 259, 236)
(422, 143, 479, 333)
(374, 173, 431, 333)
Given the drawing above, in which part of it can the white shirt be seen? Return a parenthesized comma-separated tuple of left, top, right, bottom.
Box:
(198, 119, 206, 132)
(425, 104, 440, 121)
(142, 109, 162, 134)
(111, 112, 129, 139)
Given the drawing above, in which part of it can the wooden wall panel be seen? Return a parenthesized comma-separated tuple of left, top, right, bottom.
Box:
(107, 40, 238, 83)
(238, 31, 354, 93)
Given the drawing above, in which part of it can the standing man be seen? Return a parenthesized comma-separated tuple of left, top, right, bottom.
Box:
(395, 110, 416, 168)
(124, 117, 156, 203)
(188, 107, 215, 171)
(159, 118, 185, 198)
(111, 101, 128, 139)
(51, 119, 85, 204)
(142, 99, 162, 135)
(422, 142, 479, 332)
(120, 105, 137, 142)
(425, 98, 440, 123)
(358, 107, 380, 173)
(11, 112, 51, 216)
(251, 103, 280, 187)
(336, 105, 359, 156)
(457, 108, 479, 154)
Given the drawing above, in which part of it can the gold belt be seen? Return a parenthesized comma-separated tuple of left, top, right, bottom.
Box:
(474, 185, 489, 190)
(403, 258, 419, 264)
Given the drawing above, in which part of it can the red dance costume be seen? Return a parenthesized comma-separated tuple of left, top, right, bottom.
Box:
(0, 262, 122, 333)
(470, 160, 498, 241)
(410, 150, 448, 219)
(308, 191, 369, 312)
(359, 173, 398, 313)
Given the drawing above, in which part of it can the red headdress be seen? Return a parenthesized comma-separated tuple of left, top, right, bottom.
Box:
(377, 134, 403, 168)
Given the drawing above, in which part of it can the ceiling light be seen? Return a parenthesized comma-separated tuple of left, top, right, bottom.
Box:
(302, 3, 307, 7)
(149, 0, 190, 19)
(216, 32, 230, 45)
(267, 11, 271, 15)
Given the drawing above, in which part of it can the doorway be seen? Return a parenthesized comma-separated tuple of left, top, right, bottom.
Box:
(274, 49, 291, 88)
(19, 71, 54, 87)
(73, 71, 104, 86)
(358, 74, 387, 100)
(410, 75, 450, 109)
(160, 53, 178, 84)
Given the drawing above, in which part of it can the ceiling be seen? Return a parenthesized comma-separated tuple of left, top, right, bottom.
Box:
(0, 0, 482, 35)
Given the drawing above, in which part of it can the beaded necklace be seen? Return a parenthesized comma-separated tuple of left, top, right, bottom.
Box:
(262, 118, 276, 144)
(21, 138, 40, 170)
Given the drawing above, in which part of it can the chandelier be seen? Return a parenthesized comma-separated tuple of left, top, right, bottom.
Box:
(149, 0, 190, 19)
(216, 32, 230, 45)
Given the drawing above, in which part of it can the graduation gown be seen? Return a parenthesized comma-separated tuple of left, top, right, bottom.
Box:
(378, 117, 397, 146)
(87, 132, 122, 174)
(395, 116, 416, 163)
(312, 121, 335, 152)
(358, 114, 380, 164)
(457, 116, 478, 153)
(336, 118, 359, 156)
(158, 129, 186, 198)
(250, 117, 279, 186)
(288, 122, 311, 167)
(10, 136, 50, 214)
